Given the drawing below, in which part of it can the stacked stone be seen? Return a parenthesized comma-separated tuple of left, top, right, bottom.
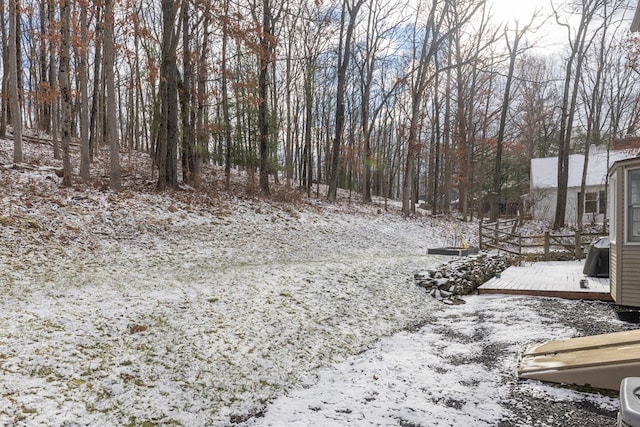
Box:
(415, 253, 509, 304)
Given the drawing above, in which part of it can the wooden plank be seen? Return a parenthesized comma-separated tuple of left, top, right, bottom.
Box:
(520, 343, 640, 372)
(477, 261, 611, 301)
(523, 330, 640, 356)
(518, 331, 640, 391)
(478, 288, 613, 301)
(481, 242, 520, 255)
(519, 360, 640, 391)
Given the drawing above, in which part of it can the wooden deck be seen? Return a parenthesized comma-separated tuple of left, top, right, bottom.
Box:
(478, 260, 613, 301)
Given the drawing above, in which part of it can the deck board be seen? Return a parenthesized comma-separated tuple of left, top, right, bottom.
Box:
(478, 260, 612, 301)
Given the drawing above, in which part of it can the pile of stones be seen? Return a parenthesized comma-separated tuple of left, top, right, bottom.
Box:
(415, 252, 510, 304)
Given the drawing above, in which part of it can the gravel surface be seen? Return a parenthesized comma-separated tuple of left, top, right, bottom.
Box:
(463, 297, 627, 427)
(424, 296, 635, 427)
(247, 295, 637, 426)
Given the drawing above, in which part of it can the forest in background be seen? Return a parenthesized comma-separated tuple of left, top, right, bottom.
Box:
(2, 0, 640, 229)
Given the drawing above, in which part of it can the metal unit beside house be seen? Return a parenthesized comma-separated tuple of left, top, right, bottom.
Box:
(609, 155, 640, 308)
(528, 143, 637, 224)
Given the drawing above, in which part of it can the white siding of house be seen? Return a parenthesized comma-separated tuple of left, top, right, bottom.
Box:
(529, 147, 634, 223)
(529, 186, 606, 225)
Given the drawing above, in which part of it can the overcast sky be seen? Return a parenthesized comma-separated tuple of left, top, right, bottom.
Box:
(488, 0, 636, 54)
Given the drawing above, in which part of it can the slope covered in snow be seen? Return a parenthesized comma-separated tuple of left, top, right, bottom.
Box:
(0, 137, 633, 426)
(0, 137, 480, 425)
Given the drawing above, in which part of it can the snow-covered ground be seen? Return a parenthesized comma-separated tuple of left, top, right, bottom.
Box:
(0, 138, 633, 426)
(245, 296, 626, 427)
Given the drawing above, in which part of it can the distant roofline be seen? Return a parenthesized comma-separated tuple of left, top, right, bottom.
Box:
(613, 136, 640, 150)
(531, 141, 637, 162)
(609, 153, 640, 175)
(531, 146, 636, 189)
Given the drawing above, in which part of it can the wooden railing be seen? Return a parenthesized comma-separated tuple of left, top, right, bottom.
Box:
(479, 218, 607, 259)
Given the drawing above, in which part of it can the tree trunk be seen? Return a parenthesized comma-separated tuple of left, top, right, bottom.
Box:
(59, 0, 71, 185)
(157, 0, 178, 190)
(104, 0, 121, 190)
(79, 3, 90, 181)
(222, 0, 232, 190)
(0, 0, 7, 139)
(48, 0, 59, 159)
(492, 24, 526, 222)
(328, 0, 366, 202)
(8, 0, 22, 163)
(432, 68, 442, 215)
(303, 60, 313, 196)
(402, 94, 421, 214)
(38, 0, 49, 132)
(258, 0, 273, 195)
(89, 6, 102, 161)
(195, 13, 209, 184)
(181, 1, 194, 185)
(553, 0, 601, 229)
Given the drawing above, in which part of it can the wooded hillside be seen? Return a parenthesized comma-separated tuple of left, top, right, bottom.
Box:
(2, 0, 639, 227)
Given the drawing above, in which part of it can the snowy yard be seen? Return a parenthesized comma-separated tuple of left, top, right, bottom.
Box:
(246, 296, 625, 427)
(0, 166, 469, 425)
(0, 140, 633, 426)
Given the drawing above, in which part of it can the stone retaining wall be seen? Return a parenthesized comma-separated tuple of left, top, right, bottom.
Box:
(415, 252, 510, 303)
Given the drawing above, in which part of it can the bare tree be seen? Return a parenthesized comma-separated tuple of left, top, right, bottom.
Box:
(401, 0, 483, 215)
(221, 0, 233, 190)
(515, 55, 560, 160)
(104, 0, 121, 190)
(0, 0, 7, 139)
(181, 0, 195, 185)
(195, 4, 210, 186)
(355, 0, 407, 203)
(490, 15, 540, 221)
(257, 0, 275, 195)
(579, 1, 629, 230)
(295, 1, 332, 196)
(451, 0, 496, 220)
(8, 0, 22, 163)
(48, 0, 60, 160)
(157, 0, 179, 190)
(79, 0, 90, 181)
(89, 5, 102, 161)
(59, 0, 72, 186)
(553, 0, 604, 229)
(328, 0, 366, 202)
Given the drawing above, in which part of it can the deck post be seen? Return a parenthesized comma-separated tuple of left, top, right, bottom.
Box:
(575, 230, 582, 259)
(544, 231, 550, 260)
(479, 219, 483, 250)
(519, 234, 522, 256)
(494, 220, 499, 247)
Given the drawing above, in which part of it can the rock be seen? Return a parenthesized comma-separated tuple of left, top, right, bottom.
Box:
(415, 252, 510, 304)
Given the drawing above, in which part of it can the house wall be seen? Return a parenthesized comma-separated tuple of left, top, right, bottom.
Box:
(530, 189, 556, 223)
(610, 241, 618, 302)
(611, 159, 640, 308)
(530, 186, 606, 225)
(620, 245, 640, 306)
(611, 166, 622, 303)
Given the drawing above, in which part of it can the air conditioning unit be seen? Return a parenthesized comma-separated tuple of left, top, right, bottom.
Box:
(619, 377, 640, 427)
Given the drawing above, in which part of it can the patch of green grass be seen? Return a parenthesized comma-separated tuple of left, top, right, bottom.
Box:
(20, 405, 37, 414)
(36, 366, 54, 378)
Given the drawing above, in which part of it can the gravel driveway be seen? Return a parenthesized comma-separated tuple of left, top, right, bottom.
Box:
(246, 295, 635, 426)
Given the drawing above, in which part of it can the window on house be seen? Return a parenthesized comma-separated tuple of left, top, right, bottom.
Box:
(585, 192, 598, 214)
(579, 191, 606, 215)
(628, 169, 640, 242)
